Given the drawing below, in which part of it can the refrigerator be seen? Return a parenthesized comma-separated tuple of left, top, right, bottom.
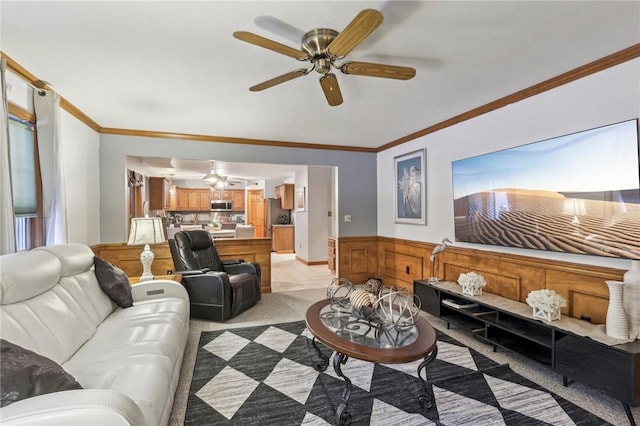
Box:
(266, 198, 290, 237)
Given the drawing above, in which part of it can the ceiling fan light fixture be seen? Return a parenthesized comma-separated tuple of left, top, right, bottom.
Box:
(167, 174, 177, 195)
(202, 173, 219, 184)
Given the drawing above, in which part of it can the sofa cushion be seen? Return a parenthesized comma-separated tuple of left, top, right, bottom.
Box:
(0, 250, 61, 305)
(0, 339, 82, 407)
(94, 257, 133, 308)
(62, 296, 189, 425)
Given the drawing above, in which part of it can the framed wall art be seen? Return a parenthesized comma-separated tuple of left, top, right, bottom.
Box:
(296, 187, 306, 211)
(394, 149, 426, 225)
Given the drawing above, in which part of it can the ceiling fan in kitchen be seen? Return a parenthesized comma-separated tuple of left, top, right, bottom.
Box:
(233, 9, 416, 106)
(202, 161, 241, 188)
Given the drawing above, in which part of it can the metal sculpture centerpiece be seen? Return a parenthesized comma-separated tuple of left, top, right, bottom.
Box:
(324, 278, 422, 347)
(309, 278, 436, 425)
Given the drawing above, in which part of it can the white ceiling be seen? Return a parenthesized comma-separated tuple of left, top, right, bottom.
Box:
(127, 155, 306, 183)
(2, 1, 638, 153)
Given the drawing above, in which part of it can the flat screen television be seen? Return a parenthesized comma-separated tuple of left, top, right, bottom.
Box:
(452, 119, 640, 260)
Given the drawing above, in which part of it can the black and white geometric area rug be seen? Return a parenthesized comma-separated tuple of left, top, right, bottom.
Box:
(185, 321, 609, 425)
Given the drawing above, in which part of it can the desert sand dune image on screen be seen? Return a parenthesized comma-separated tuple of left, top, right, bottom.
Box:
(454, 188, 640, 259)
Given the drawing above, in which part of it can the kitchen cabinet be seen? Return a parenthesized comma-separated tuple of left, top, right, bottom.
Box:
(211, 189, 232, 200)
(148, 177, 169, 211)
(176, 188, 188, 210)
(187, 190, 200, 210)
(167, 187, 178, 211)
(185, 189, 210, 211)
(198, 189, 210, 210)
(272, 225, 294, 253)
(170, 188, 209, 211)
(275, 183, 294, 210)
(232, 190, 245, 211)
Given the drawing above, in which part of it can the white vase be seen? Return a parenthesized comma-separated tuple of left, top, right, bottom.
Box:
(623, 260, 640, 339)
(605, 280, 629, 340)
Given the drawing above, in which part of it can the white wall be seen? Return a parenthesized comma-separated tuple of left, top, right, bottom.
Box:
(293, 166, 332, 262)
(307, 167, 333, 262)
(60, 110, 100, 245)
(100, 135, 377, 242)
(377, 59, 640, 270)
(6, 73, 100, 246)
(294, 168, 308, 260)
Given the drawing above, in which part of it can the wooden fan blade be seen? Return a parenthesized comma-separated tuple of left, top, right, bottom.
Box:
(341, 61, 416, 80)
(327, 9, 383, 58)
(249, 69, 308, 92)
(233, 31, 308, 60)
(319, 73, 343, 106)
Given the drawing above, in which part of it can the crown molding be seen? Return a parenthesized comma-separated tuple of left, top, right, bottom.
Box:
(2, 52, 102, 132)
(100, 127, 377, 152)
(4, 44, 639, 153)
(377, 43, 640, 152)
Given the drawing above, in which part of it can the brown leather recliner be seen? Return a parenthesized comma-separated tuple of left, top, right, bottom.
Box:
(169, 230, 261, 321)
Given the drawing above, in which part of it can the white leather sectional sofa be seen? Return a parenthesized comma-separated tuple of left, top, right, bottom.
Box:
(0, 243, 190, 425)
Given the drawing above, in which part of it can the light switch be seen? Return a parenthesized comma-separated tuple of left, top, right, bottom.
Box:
(344, 215, 352, 223)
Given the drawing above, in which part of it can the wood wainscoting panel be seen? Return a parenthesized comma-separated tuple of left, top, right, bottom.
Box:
(92, 243, 175, 279)
(438, 246, 624, 322)
(544, 266, 620, 323)
(440, 250, 544, 302)
(92, 237, 272, 293)
(570, 291, 610, 324)
(213, 238, 272, 293)
(377, 237, 625, 323)
(442, 262, 523, 301)
(381, 251, 424, 291)
(377, 237, 431, 291)
(337, 236, 378, 285)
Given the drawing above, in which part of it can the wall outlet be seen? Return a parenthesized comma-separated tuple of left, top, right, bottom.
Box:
(344, 215, 352, 223)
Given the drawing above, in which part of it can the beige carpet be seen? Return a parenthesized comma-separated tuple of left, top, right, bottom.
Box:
(168, 288, 638, 425)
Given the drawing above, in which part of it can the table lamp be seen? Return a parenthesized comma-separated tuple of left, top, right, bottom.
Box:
(127, 217, 166, 281)
(428, 238, 452, 283)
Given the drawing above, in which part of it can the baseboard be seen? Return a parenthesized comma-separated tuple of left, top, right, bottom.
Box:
(295, 256, 327, 266)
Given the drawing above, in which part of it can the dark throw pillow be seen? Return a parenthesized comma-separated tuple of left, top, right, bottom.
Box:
(0, 339, 82, 407)
(94, 256, 134, 308)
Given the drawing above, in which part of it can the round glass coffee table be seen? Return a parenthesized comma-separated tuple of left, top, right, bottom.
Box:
(305, 298, 438, 425)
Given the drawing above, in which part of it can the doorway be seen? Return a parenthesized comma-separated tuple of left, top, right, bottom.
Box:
(246, 189, 267, 237)
(270, 252, 335, 292)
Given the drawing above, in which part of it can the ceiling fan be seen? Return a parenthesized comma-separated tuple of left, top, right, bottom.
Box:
(202, 161, 242, 188)
(233, 9, 416, 106)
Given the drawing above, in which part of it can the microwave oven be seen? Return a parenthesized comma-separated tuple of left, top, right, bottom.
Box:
(211, 200, 233, 211)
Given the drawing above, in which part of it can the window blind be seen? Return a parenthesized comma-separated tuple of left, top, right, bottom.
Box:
(8, 117, 37, 217)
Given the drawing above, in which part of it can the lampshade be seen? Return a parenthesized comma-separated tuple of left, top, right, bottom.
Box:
(127, 217, 165, 282)
(127, 217, 166, 246)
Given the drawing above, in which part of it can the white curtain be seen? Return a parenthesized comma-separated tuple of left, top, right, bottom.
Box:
(0, 59, 17, 254)
(34, 88, 68, 245)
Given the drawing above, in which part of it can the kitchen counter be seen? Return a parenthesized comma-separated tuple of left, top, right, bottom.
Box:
(271, 225, 294, 253)
(208, 230, 235, 239)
